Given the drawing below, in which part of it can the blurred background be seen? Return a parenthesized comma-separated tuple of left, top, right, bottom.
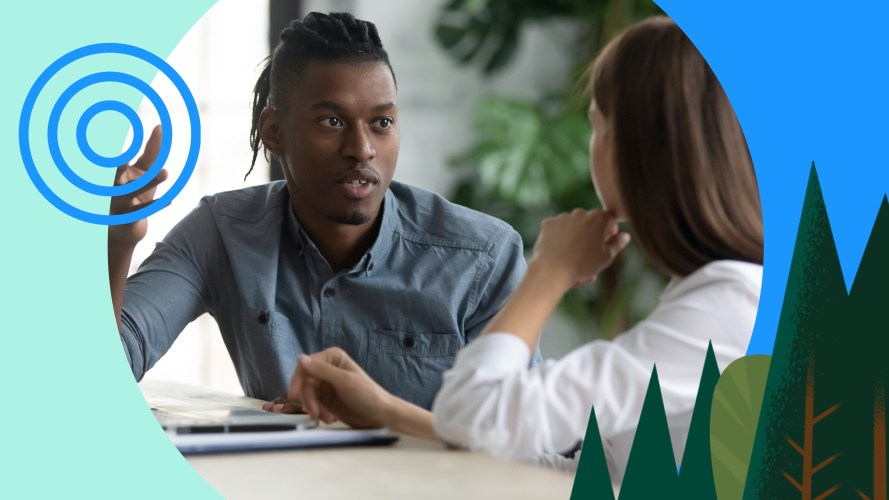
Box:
(137, 0, 665, 394)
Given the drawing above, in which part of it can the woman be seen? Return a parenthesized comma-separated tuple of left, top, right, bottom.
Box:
(272, 16, 763, 482)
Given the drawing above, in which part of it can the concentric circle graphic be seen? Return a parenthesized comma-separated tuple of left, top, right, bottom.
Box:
(19, 43, 200, 225)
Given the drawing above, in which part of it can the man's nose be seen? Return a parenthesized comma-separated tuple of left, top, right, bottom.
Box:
(342, 125, 376, 162)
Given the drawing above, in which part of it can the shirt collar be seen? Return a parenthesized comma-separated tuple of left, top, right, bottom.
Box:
(284, 200, 308, 256)
(283, 187, 398, 274)
(367, 188, 397, 272)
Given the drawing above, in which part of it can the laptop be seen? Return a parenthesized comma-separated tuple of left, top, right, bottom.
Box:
(142, 381, 399, 454)
(151, 401, 318, 434)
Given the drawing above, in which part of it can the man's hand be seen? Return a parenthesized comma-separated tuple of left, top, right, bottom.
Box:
(262, 395, 304, 414)
(108, 125, 169, 331)
(108, 125, 168, 248)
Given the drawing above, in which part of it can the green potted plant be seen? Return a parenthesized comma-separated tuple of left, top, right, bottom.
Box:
(436, 0, 666, 340)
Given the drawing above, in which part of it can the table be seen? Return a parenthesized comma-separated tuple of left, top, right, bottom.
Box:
(140, 380, 575, 499)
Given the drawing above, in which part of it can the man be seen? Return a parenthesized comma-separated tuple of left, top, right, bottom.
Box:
(109, 12, 530, 409)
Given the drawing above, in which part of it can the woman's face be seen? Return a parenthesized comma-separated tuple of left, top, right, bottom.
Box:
(588, 100, 623, 219)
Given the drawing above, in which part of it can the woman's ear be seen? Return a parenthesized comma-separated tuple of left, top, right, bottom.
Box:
(259, 107, 284, 156)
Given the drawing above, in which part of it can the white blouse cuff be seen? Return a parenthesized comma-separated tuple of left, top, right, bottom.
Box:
(454, 332, 531, 372)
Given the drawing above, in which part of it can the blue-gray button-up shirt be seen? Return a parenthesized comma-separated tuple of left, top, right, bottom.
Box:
(120, 180, 532, 408)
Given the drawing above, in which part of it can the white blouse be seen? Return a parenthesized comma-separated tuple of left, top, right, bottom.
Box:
(431, 260, 762, 482)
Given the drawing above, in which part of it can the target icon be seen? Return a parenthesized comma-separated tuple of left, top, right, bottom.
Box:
(19, 43, 200, 225)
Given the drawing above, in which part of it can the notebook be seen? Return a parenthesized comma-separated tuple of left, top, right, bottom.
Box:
(142, 380, 399, 454)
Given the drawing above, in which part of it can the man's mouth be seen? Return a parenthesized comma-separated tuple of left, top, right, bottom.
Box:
(337, 173, 377, 200)
(337, 169, 379, 186)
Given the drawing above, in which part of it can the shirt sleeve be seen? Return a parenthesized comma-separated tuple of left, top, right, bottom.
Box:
(119, 197, 221, 380)
(462, 226, 544, 365)
(431, 265, 759, 470)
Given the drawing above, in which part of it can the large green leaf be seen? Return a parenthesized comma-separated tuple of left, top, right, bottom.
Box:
(433, 0, 652, 75)
(454, 96, 590, 208)
(433, 0, 597, 75)
(710, 355, 771, 500)
(438, 0, 666, 339)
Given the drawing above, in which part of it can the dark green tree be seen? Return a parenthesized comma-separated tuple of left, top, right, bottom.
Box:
(743, 164, 889, 498)
(618, 367, 679, 499)
(743, 165, 846, 499)
(571, 406, 616, 500)
(844, 194, 889, 499)
(676, 342, 721, 499)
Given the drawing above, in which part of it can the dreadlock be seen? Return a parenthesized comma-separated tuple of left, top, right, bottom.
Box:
(246, 12, 396, 180)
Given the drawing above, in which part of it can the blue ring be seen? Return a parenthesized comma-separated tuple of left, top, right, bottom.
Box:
(47, 71, 172, 197)
(76, 100, 145, 168)
(19, 42, 201, 225)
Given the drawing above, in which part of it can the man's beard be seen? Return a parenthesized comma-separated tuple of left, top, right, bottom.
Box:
(328, 211, 370, 225)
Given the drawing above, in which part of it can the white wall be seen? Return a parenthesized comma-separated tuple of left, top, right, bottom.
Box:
(137, 0, 580, 394)
(137, 0, 270, 394)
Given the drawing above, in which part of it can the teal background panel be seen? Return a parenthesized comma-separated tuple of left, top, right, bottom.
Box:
(0, 1, 217, 498)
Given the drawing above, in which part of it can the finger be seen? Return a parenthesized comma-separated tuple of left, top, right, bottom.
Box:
(324, 347, 361, 371)
(301, 377, 321, 419)
(114, 168, 169, 200)
(606, 232, 632, 257)
(269, 401, 302, 414)
(603, 219, 619, 239)
(132, 125, 163, 172)
(300, 354, 352, 386)
(133, 170, 169, 205)
(274, 394, 305, 413)
(319, 408, 339, 424)
(113, 197, 165, 216)
(573, 276, 597, 288)
(288, 355, 310, 401)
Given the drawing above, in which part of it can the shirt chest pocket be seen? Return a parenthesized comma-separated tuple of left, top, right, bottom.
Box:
(234, 307, 302, 400)
(366, 329, 461, 410)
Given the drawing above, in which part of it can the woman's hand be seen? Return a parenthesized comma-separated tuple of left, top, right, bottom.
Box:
(286, 348, 394, 428)
(530, 209, 631, 290)
(275, 348, 438, 440)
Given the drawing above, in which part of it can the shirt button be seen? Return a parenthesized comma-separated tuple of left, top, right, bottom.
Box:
(323, 288, 336, 298)
(402, 335, 416, 348)
(258, 311, 269, 325)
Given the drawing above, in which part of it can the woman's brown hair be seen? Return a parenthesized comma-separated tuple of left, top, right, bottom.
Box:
(591, 16, 763, 277)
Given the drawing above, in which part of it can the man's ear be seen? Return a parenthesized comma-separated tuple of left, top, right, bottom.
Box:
(259, 107, 284, 156)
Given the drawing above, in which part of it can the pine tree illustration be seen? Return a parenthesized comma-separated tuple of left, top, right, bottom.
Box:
(676, 342, 721, 499)
(743, 165, 848, 499)
(846, 195, 889, 499)
(618, 367, 679, 499)
(570, 406, 616, 500)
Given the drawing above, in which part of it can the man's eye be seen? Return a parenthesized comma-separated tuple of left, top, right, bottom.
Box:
(321, 117, 342, 127)
(376, 118, 393, 129)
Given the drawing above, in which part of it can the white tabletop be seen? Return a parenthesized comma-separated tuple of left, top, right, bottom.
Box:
(141, 380, 574, 499)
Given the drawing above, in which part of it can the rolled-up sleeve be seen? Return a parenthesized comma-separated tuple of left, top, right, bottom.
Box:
(119, 199, 219, 380)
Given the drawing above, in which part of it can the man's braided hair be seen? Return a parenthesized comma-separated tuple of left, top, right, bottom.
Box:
(247, 12, 395, 179)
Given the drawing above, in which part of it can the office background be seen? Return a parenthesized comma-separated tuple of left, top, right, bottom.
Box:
(138, 0, 594, 393)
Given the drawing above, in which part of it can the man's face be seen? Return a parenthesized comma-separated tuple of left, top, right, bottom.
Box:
(265, 61, 399, 228)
